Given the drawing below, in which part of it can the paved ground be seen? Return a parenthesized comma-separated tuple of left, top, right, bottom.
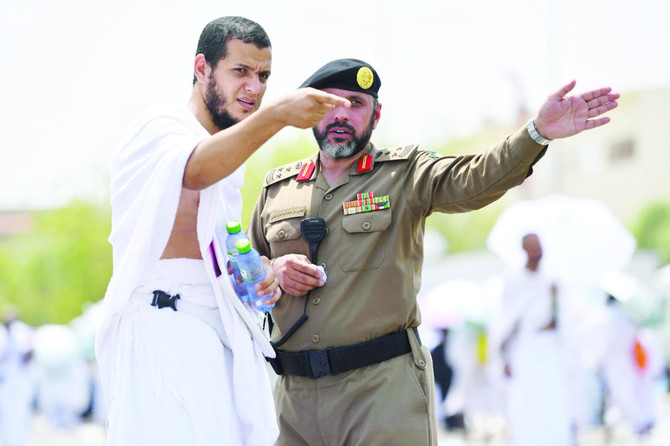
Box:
(23, 393, 670, 445)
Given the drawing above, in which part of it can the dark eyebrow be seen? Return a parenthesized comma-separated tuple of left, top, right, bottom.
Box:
(348, 94, 368, 103)
(236, 63, 271, 77)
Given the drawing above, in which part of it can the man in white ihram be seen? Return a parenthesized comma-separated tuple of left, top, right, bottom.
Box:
(95, 16, 349, 446)
(499, 233, 573, 446)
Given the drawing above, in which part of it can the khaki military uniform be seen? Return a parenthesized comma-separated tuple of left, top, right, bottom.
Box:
(248, 127, 547, 446)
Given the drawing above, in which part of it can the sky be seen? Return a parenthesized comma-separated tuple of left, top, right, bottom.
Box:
(1, 0, 669, 209)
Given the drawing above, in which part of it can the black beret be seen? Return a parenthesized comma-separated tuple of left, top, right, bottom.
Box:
(300, 58, 381, 98)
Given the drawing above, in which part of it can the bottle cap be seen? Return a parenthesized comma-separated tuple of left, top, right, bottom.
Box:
(235, 239, 251, 254)
(226, 220, 242, 234)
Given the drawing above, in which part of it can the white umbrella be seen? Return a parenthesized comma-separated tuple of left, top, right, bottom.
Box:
(486, 193, 636, 281)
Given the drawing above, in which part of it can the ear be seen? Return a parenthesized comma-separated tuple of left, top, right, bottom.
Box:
(193, 54, 210, 85)
(372, 102, 382, 130)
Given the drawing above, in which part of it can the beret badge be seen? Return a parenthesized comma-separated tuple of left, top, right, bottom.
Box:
(357, 67, 374, 90)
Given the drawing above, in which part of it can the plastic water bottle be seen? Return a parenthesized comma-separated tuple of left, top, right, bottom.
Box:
(235, 239, 275, 312)
(225, 220, 249, 301)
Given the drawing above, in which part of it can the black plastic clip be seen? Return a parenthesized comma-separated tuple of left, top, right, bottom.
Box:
(151, 290, 180, 311)
(308, 348, 334, 378)
(266, 355, 284, 375)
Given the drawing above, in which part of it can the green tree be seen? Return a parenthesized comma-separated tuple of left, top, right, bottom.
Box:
(633, 201, 670, 265)
(0, 202, 112, 326)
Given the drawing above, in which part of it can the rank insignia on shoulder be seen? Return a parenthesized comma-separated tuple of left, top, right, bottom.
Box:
(342, 191, 390, 215)
(356, 153, 374, 173)
(264, 157, 313, 187)
(296, 159, 316, 182)
(374, 144, 418, 162)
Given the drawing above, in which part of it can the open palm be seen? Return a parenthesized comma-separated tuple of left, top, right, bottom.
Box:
(535, 80, 619, 140)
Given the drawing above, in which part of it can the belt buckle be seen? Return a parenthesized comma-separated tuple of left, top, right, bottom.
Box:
(307, 348, 333, 378)
(152, 290, 180, 311)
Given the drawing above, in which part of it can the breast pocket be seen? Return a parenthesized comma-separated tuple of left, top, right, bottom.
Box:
(340, 209, 392, 272)
(265, 217, 306, 258)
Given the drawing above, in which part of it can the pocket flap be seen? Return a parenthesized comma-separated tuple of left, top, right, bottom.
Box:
(266, 219, 302, 242)
(342, 210, 392, 234)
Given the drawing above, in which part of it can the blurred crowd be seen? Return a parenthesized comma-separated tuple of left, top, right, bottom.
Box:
(0, 304, 106, 446)
(419, 248, 670, 445)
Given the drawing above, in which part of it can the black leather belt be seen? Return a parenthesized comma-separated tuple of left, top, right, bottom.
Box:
(270, 329, 414, 379)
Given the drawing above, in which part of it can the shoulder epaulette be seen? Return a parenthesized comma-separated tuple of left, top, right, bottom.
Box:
(372, 144, 419, 162)
(263, 157, 313, 187)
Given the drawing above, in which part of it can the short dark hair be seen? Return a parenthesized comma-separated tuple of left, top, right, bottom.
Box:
(192, 16, 271, 85)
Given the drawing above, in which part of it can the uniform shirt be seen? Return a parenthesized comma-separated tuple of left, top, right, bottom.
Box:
(248, 127, 546, 352)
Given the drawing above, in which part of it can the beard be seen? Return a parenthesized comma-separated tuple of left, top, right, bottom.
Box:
(312, 116, 375, 160)
(205, 74, 238, 131)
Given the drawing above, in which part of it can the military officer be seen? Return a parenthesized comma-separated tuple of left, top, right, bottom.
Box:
(247, 58, 619, 446)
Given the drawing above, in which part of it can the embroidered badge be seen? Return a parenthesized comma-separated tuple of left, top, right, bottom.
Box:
(342, 191, 390, 215)
(296, 160, 315, 182)
(427, 151, 441, 159)
(356, 153, 373, 173)
(357, 67, 374, 90)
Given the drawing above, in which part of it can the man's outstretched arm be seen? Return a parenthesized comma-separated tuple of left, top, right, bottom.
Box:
(184, 88, 350, 190)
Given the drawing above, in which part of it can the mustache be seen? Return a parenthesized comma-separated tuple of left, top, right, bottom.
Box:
(325, 122, 356, 133)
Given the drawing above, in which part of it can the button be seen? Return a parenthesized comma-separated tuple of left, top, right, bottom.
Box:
(415, 359, 426, 369)
(324, 193, 333, 201)
(312, 334, 320, 343)
(312, 297, 321, 305)
(361, 221, 372, 231)
(277, 230, 286, 240)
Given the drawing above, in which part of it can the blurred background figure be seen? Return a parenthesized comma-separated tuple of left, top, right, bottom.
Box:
(496, 233, 574, 446)
(0, 308, 36, 446)
(486, 193, 641, 441)
(70, 301, 108, 426)
(595, 280, 667, 437)
(419, 279, 504, 440)
(33, 324, 91, 430)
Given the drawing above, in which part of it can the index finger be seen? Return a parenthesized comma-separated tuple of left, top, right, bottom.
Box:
(581, 87, 615, 102)
(315, 90, 351, 108)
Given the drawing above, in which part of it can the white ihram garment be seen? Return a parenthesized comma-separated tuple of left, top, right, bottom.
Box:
(501, 269, 572, 446)
(95, 104, 278, 446)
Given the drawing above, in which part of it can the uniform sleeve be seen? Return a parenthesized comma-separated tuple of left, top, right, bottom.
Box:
(406, 126, 547, 217)
(247, 188, 272, 258)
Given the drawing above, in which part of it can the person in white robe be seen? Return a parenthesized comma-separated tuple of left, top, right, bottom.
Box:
(95, 16, 349, 446)
(33, 324, 91, 430)
(0, 310, 36, 446)
(600, 296, 665, 434)
(498, 234, 574, 446)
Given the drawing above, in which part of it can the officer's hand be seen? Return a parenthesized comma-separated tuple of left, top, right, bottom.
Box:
(534, 80, 619, 139)
(271, 254, 326, 296)
(255, 256, 282, 306)
(272, 88, 351, 129)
